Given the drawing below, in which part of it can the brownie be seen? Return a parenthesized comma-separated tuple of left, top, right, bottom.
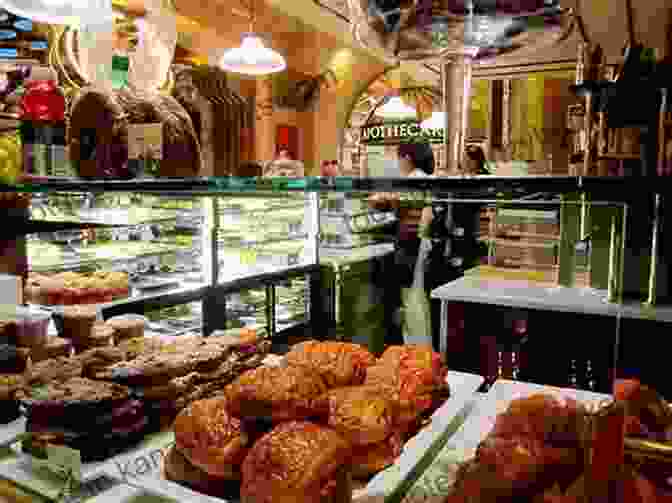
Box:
(28, 356, 83, 385)
(23, 413, 149, 462)
(19, 377, 134, 430)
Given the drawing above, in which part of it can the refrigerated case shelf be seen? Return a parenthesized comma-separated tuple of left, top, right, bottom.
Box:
(4, 175, 672, 202)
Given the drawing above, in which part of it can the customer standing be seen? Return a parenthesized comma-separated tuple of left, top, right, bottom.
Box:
(369, 142, 436, 347)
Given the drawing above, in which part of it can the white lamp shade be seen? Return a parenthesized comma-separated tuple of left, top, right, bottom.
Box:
(375, 96, 416, 119)
(421, 112, 446, 129)
(219, 34, 286, 76)
(0, 0, 113, 29)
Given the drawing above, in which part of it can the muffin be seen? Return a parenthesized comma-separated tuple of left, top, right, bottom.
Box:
(62, 306, 98, 343)
(74, 322, 113, 352)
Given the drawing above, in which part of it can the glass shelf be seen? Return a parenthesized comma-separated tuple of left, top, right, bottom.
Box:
(0, 176, 670, 202)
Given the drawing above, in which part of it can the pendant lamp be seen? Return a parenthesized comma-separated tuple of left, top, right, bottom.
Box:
(219, 0, 286, 76)
(421, 111, 446, 130)
(375, 97, 416, 119)
(0, 0, 113, 29)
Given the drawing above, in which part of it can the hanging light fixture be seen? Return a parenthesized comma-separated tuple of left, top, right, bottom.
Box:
(0, 0, 113, 29)
(375, 96, 416, 119)
(219, 0, 286, 76)
(421, 111, 445, 129)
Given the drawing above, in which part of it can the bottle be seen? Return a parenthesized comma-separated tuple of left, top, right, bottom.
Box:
(19, 67, 70, 178)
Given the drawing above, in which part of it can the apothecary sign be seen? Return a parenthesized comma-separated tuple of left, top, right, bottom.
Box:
(360, 121, 443, 145)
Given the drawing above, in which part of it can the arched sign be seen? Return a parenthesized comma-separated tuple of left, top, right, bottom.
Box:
(360, 121, 443, 145)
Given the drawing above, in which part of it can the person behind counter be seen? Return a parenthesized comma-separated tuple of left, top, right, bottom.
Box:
(264, 147, 305, 177)
(369, 142, 436, 347)
(369, 144, 491, 351)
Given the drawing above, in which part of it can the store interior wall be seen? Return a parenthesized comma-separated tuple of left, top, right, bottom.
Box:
(172, 0, 388, 174)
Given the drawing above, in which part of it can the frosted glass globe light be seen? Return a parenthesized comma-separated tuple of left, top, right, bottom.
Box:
(0, 0, 113, 28)
(375, 97, 417, 119)
(219, 34, 286, 76)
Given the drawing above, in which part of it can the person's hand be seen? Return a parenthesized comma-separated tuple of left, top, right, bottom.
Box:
(420, 206, 434, 227)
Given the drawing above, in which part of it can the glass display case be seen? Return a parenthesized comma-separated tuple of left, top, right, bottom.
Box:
(2, 175, 671, 398)
(13, 187, 321, 342)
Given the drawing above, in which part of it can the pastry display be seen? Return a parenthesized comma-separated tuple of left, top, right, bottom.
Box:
(172, 398, 249, 481)
(350, 432, 405, 479)
(240, 421, 352, 503)
(285, 340, 376, 388)
(24, 272, 129, 306)
(18, 377, 147, 462)
(96, 334, 271, 431)
(364, 344, 450, 426)
(441, 384, 672, 503)
(224, 365, 328, 423)
(313, 385, 395, 446)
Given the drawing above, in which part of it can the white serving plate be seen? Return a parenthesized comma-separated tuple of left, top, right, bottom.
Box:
(357, 380, 611, 502)
(96, 370, 484, 503)
(0, 429, 174, 500)
(445, 379, 610, 451)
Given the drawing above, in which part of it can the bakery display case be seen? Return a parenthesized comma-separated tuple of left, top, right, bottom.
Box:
(12, 188, 321, 342)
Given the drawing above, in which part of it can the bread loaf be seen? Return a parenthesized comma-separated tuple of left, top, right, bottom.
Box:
(68, 85, 202, 178)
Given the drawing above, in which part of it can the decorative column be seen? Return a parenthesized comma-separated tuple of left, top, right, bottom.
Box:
(255, 75, 275, 164)
(442, 55, 473, 175)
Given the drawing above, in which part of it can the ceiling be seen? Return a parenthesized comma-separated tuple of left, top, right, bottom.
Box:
(270, 0, 672, 73)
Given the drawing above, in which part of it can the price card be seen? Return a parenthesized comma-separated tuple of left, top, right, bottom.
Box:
(32, 445, 82, 482)
(176, 236, 193, 247)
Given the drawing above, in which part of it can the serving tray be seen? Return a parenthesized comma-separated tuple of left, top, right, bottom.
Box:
(378, 380, 611, 503)
(93, 370, 484, 503)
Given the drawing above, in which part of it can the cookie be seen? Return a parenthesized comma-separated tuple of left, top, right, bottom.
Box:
(117, 336, 165, 360)
(76, 347, 125, 378)
(97, 341, 230, 387)
(28, 356, 83, 385)
(140, 372, 200, 401)
(18, 377, 131, 406)
(74, 322, 114, 353)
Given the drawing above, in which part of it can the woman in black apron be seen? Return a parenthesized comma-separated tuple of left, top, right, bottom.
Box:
(370, 142, 435, 347)
(371, 144, 490, 351)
